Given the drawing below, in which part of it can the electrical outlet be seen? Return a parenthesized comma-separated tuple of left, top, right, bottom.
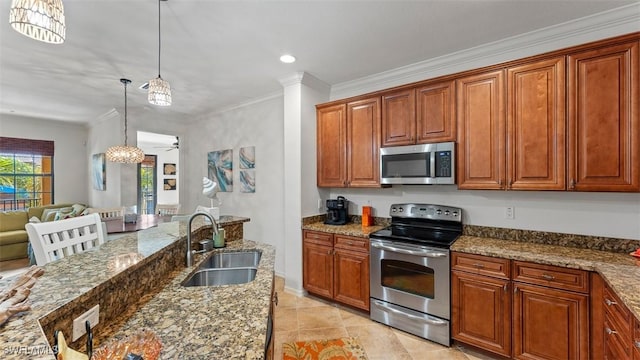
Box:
(318, 198, 323, 210)
(72, 305, 99, 341)
(505, 207, 515, 220)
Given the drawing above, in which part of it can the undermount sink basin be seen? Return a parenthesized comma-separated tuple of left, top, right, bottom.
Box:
(182, 267, 258, 287)
(198, 250, 262, 269)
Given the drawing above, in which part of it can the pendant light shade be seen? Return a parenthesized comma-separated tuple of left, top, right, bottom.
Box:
(106, 79, 145, 164)
(148, 0, 171, 106)
(9, 0, 66, 44)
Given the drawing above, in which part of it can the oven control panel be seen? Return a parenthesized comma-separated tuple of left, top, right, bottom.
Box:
(389, 203, 462, 222)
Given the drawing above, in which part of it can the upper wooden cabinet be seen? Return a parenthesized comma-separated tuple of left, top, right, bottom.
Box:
(381, 80, 455, 147)
(568, 40, 639, 192)
(457, 69, 506, 190)
(317, 97, 381, 188)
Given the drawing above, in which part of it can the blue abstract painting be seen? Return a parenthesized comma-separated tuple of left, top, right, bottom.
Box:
(240, 170, 255, 193)
(207, 149, 233, 192)
(239, 146, 255, 169)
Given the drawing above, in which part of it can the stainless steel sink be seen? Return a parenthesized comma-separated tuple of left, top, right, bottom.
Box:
(182, 267, 258, 287)
(198, 250, 262, 269)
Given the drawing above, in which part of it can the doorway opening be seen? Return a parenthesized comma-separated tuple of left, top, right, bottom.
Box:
(138, 155, 157, 214)
(137, 131, 180, 215)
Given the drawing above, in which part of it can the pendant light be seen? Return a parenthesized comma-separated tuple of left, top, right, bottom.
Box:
(9, 0, 66, 44)
(106, 79, 145, 164)
(148, 0, 171, 106)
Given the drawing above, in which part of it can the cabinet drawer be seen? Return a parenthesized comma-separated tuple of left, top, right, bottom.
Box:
(334, 235, 369, 253)
(604, 284, 633, 336)
(303, 230, 333, 246)
(635, 319, 640, 358)
(452, 252, 510, 279)
(512, 261, 589, 293)
(605, 314, 632, 359)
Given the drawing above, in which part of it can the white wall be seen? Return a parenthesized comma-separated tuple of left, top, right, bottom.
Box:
(0, 114, 89, 205)
(87, 110, 122, 208)
(184, 95, 286, 272)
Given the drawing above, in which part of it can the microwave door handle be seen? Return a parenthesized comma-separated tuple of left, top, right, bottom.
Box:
(371, 242, 447, 258)
(429, 151, 436, 178)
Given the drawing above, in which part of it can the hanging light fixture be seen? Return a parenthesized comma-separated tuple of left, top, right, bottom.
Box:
(148, 0, 171, 106)
(106, 79, 145, 164)
(9, 0, 66, 44)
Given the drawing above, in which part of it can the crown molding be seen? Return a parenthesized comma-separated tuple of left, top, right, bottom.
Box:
(279, 71, 331, 92)
(331, 3, 640, 100)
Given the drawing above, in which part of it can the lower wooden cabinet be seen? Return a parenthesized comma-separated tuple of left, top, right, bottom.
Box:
(302, 230, 370, 311)
(634, 318, 640, 360)
(452, 252, 590, 359)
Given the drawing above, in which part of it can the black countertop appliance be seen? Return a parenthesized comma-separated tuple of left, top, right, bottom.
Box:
(324, 196, 349, 225)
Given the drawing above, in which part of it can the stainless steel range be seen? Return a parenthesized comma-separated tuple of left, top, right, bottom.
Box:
(369, 203, 462, 347)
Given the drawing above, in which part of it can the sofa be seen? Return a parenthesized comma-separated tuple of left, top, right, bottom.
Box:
(0, 203, 77, 261)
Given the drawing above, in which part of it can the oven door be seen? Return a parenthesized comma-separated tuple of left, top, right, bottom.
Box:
(370, 238, 450, 320)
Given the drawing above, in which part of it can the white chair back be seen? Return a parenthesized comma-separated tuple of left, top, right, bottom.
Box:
(87, 207, 125, 220)
(25, 213, 106, 266)
(156, 203, 181, 215)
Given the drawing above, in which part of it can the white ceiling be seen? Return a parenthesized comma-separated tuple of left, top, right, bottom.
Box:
(0, 0, 637, 126)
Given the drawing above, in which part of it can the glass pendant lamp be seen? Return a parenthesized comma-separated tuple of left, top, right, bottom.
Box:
(9, 0, 66, 44)
(106, 79, 145, 164)
(148, 0, 171, 106)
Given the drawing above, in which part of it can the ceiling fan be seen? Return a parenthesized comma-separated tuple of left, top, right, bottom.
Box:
(153, 136, 179, 151)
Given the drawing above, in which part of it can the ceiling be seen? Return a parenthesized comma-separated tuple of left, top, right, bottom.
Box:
(0, 0, 637, 126)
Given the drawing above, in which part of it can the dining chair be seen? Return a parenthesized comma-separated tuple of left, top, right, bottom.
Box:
(25, 213, 106, 266)
(156, 203, 181, 215)
(87, 207, 126, 220)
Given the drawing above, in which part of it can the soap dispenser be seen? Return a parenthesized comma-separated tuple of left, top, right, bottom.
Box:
(214, 227, 225, 248)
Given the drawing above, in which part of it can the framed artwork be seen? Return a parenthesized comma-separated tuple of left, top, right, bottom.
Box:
(163, 163, 176, 175)
(163, 178, 176, 190)
(240, 170, 255, 193)
(92, 153, 106, 191)
(207, 149, 233, 192)
(239, 146, 255, 169)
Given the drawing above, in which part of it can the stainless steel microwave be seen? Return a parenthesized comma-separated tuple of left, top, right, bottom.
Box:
(380, 142, 455, 185)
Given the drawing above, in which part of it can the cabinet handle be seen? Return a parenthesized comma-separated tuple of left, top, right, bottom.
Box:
(541, 273, 555, 281)
(347, 241, 354, 245)
(605, 328, 617, 335)
(273, 292, 279, 306)
(570, 179, 576, 190)
(514, 286, 518, 294)
(508, 180, 512, 189)
(327, 249, 332, 255)
(503, 284, 507, 292)
(472, 263, 485, 269)
(635, 341, 640, 349)
(604, 298, 617, 306)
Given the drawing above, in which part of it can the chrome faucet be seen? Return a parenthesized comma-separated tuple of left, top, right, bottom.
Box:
(186, 211, 219, 267)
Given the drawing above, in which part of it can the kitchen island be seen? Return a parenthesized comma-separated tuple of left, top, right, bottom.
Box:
(0, 215, 275, 360)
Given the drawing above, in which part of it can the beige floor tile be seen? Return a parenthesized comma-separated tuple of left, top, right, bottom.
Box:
(392, 328, 449, 354)
(274, 276, 285, 292)
(276, 291, 298, 309)
(338, 307, 372, 327)
(420, 348, 470, 359)
(296, 294, 335, 308)
(346, 324, 412, 360)
(273, 330, 298, 360)
(297, 306, 343, 330)
(297, 327, 349, 342)
(274, 307, 298, 331)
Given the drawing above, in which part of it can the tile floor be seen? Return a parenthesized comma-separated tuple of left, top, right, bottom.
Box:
(273, 277, 498, 360)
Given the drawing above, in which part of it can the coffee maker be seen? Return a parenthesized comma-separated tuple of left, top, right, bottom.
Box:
(324, 196, 349, 225)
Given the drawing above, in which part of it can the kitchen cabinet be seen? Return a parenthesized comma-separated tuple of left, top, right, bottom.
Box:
(265, 275, 277, 360)
(302, 230, 370, 311)
(316, 96, 381, 188)
(381, 80, 455, 147)
(567, 40, 639, 192)
(634, 318, 640, 360)
(452, 252, 590, 359)
(602, 281, 635, 359)
(458, 57, 566, 190)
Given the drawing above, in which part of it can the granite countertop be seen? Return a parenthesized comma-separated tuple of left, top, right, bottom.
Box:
(0, 215, 274, 360)
(452, 235, 640, 322)
(302, 221, 385, 238)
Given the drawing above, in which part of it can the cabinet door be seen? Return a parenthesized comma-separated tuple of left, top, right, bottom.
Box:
(347, 97, 381, 187)
(333, 247, 370, 311)
(507, 57, 566, 190)
(568, 41, 639, 191)
(416, 80, 456, 143)
(634, 318, 640, 360)
(513, 282, 589, 360)
(381, 89, 415, 147)
(317, 104, 347, 187)
(302, 240, 334, 298)
(457, 70, 506, 189)
(452, 271, 511, 357)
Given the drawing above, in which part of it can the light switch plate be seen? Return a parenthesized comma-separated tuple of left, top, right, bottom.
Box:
(72, 304, 99, 341)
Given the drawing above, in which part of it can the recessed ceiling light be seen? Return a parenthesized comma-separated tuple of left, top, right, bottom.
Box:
(280, 54, 296, 63)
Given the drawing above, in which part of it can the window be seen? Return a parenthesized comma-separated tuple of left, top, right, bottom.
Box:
(0, 137, 54, 210)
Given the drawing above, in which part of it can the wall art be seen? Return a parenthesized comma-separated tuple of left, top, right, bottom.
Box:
(239, 146, 255, 169)
(163, 178, 176, 191)
(92, 153, 106, 191)
(240, 170, 255, 193)
(163, 163, 176, 175)
(207, 149, 233, 192)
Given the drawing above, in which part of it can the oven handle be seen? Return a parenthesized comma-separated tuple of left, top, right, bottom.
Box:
(371, 242, 447, 258)
(373, 300, 447, 326)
